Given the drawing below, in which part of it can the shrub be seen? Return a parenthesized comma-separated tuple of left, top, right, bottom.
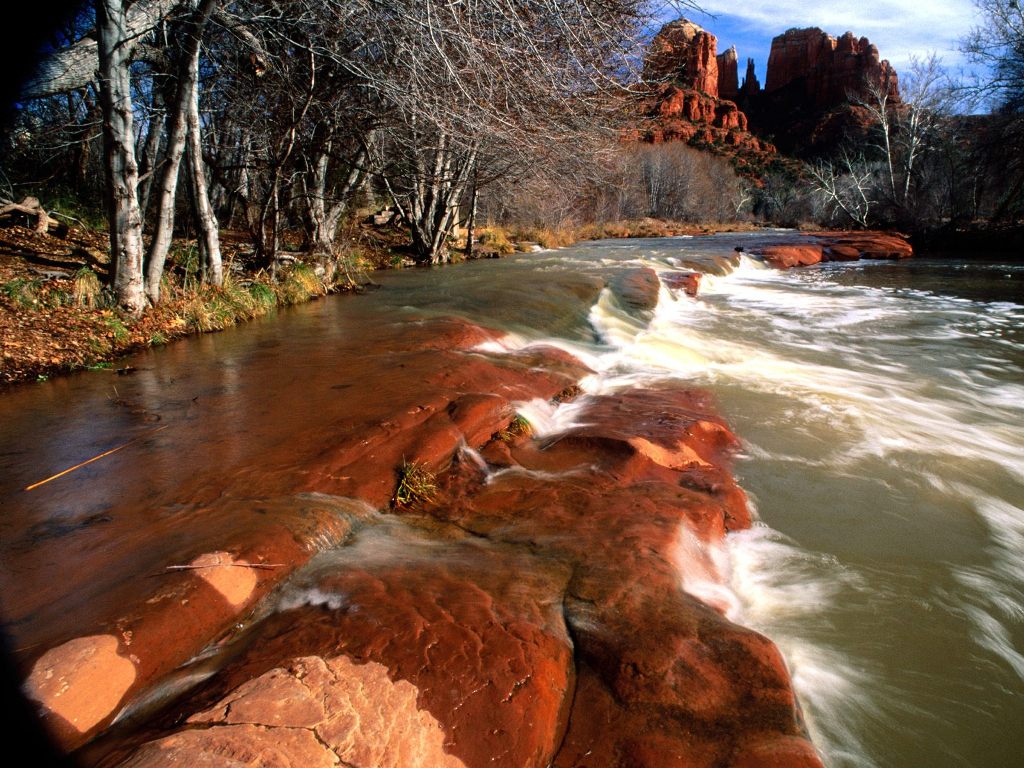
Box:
(1, 278, 41, 308)
(478, 227, 516, 254)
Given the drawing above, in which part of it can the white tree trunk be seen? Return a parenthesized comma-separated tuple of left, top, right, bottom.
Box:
(96, 0, 146, 315)
(186, 79, 222, 286)
(23, 0, 181, 99)
(145, 0, 218, 303)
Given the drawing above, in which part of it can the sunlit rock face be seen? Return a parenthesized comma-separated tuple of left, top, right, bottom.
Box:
(746, 27, 901, 155)
(764, 28, 900, 109)
(635, 19, 777, 172)
(646, 19, 721, 96)
(638, 19, 903, 160)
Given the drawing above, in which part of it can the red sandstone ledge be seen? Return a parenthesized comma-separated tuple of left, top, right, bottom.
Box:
(19, 313, 822, 768)
(745, 230, 913, 269)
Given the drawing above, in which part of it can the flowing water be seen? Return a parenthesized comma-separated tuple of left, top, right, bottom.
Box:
(2, 233, 1022, 766)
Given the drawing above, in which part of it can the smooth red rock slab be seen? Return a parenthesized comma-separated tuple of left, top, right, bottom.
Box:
(22, 497, 363, 752)
(823, 244, 862, 261)
(126, 655, 466, 768)
(107, 385, 820, 768)
(116, 532, 575, 768)
(121, 724, 338, 768)
(298, 343, 586, 507)
(747, 231, 913, 269)
(811, 231, 913, 260)
(755, 244, 825, 269)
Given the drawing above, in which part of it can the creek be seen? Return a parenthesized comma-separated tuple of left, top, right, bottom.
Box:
(1, 233, 1022, 767)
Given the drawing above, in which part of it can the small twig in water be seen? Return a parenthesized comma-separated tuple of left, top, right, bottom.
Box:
(24, 425, 170, 491)
(163, 563, 284, 572)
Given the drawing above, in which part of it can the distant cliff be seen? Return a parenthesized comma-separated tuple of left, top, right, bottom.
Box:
(635, 20, 777, 176)
(639, 19, 902, 161)
(752, 27, 901, 154)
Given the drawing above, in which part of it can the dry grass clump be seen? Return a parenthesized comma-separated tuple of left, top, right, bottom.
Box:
(72, 267, 102, 308)
(393, 461, 437, 507)
(477, 227, 517, 255)
(497, 414, 532, 442)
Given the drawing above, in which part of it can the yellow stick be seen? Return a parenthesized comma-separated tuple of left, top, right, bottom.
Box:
(24, 424, 170, 491)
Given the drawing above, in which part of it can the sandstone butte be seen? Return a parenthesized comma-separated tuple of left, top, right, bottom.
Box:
(633, 18, 777, 174)
(6, 244, 941, 766)
(636, 18, 902, 161)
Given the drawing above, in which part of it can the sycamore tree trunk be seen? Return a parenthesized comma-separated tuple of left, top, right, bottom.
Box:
(186, 78, 223, 286)
(96, 0, 146, 314)
(465, 173, 478, 260)
(144, 0, 217, 303)
(304, 141, 368, 259)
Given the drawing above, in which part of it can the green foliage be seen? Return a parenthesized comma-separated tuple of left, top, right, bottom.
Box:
(1, 277, 42, 308)
(102, 315, 129, 343)
(247, 279, 277, 310)
(393, 461, 437, 507)
(278, 262, 326, 305)
(331, 252, 373, 287)
(45, 191, 106, 231)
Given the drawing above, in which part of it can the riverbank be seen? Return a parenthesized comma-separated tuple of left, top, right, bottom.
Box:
(0, 218, 757, 386)
(0, 221, 908, 386)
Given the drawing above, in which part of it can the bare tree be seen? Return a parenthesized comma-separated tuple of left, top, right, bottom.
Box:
(95, 0, 147, 314)
(962, 0, 1024, 219)
(145, 0, 219, 303)
(808, 149, 877, 228)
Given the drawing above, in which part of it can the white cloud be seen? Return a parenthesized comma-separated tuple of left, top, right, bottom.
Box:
(696, 0, 983, 68)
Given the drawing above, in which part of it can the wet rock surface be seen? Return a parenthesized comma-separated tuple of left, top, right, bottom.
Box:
(2, 276, 822, 766)
(95, 382, 819, 768)
(746, 231, 913, 269)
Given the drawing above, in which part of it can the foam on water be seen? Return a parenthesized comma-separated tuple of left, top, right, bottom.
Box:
(406, 239, 1022, 766)
(561, 250, 1024, 766)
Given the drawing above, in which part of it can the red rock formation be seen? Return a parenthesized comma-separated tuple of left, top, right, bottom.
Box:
(663, 271, 703, 297)
(111, 385, 820, 768)
(637, 19, 778, 174)
(646, 18, 720, 95)
(718, 45, 739, 102)
(740, 57, 761, 100)
(742, 27, 901, 154)
(765, 28, 900, 109)
(745, 231, 913, 268)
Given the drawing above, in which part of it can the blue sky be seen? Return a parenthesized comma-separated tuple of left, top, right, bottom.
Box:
(673, 1, 983, 83)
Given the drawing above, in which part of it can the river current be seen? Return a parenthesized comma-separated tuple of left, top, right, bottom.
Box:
(368, 234, 1024, 768)
(2, 233, 1022, 766)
